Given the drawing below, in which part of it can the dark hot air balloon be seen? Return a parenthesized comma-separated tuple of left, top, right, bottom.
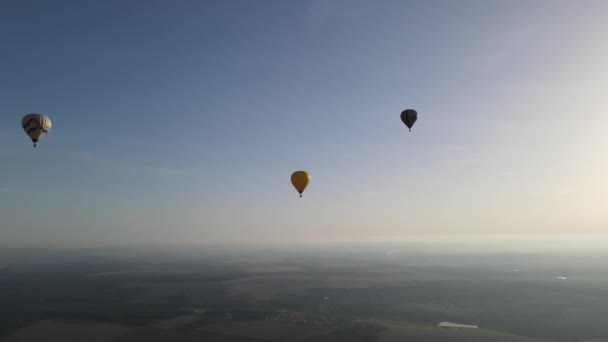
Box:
(400, 109, 417, 132)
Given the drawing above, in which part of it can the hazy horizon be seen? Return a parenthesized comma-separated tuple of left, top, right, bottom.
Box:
(2, 234, 608, 255)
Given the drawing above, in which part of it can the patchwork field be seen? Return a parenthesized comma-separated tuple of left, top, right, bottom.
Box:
(370, 320, 549, 342)
(198, 320, 331, 341)
(2, 320, 131, 342)
(2, 248, 608, 341)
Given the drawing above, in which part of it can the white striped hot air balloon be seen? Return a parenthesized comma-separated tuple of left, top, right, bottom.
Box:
(21, 113, 52, 147)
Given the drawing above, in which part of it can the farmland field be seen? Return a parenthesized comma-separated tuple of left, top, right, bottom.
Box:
(198, 320, 330, 341)
(1, 247, 608, 341)
(2, 320, 130, 342)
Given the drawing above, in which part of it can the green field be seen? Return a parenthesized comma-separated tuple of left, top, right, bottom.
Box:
(368, 320, 549, 342)
(198, 320, 332, 341)
(2, 320, 131, 342)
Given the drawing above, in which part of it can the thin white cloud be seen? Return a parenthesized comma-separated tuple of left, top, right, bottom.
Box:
(62, 151, 198, 179)
(63, 152, 100, 164)
(307, 0, 370, 24)
(0, 186, 54, 197)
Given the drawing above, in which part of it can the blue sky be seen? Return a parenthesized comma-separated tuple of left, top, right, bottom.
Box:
(1, 0, 607, 246)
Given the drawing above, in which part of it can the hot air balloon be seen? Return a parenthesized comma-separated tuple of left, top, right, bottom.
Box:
(291, 171, 311, 198)
(21, 113, 52, 147)
(400, 109, 417, 132)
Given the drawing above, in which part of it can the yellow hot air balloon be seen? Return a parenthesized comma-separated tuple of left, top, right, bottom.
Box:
(291, 171, 311, 198)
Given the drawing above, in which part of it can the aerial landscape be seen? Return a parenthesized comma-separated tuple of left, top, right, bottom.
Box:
(1, 240, 608, 342)
(1, 0, 607, 341)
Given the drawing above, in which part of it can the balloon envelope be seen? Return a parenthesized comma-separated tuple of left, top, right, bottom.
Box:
(21, 113, 52, 146)
(400, 109, 417, 131)
(291, 171, 311, 197)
